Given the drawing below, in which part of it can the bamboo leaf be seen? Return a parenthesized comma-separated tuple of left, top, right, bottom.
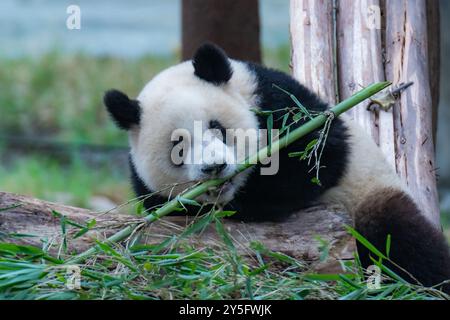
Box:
(214, 211, 237, 218)
(180, 214, 213, 238)
(0, 204, 21, 212)
(386, 234, 392, 258)
(267, 114, 273, 156)
(345, 225, 387, 260)
(215, 218, 235, 252)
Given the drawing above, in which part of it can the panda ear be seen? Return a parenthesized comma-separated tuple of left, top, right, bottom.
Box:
(104, 89, 141, 130)
(192, 43, 233, 85)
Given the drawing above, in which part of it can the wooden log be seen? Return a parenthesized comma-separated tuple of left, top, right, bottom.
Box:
(290, 0, 337, 104)
(384, 0, 440, 226)
(0, 192, 354, 272)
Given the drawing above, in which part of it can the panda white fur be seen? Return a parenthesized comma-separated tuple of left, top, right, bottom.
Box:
(104, 43, 450, 292)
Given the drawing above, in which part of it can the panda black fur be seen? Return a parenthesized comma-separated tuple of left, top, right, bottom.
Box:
(104, 43, 450, 292)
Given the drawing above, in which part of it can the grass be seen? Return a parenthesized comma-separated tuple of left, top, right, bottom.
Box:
(0, 51, 176, 146)
(0, 206, 448, 300)
(0, 154, 131, 209)
(263, 44, 291, 73)
(0, 46, 291, 147)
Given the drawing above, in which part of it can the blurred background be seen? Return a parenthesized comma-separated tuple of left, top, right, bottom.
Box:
(0, 0, 449, 237)
(0, 0, 290, 211)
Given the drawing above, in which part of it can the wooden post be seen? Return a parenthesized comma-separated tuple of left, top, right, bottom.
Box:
(291, 0, 440, 226)
(182, 0, 261, 63)
(384, 0, 439, 225)
(426, 0, 441, 146)
(336, 0, 396, 168)
(290, 0, 337, 104)
(335, 0, 407, 172)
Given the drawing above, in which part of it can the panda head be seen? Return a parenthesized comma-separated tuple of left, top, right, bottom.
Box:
(104, 43, 259, 203)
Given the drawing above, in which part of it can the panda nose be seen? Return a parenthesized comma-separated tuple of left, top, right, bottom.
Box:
(201, 163, 227, 175)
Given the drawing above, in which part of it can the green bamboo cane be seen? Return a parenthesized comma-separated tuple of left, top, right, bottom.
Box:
(68, 81, 391, 264)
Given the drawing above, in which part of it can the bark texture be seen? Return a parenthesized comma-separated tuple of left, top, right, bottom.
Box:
(290, 0, 440, 226)
(384, 0, 439, 225)
(290, 0, 337, 104)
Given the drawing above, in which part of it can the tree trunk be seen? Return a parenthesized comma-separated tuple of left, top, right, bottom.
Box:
(182, 0, 261, 63)
(384, 0, 440, 226)
(0, 192, 354, 273)
(291, 0, 440, 227)
(426, 0, 441, 147)
(336, 0, 391, 160)
(290, 0, 337, 104)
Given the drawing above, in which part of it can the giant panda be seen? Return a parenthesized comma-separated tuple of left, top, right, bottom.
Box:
(104, 43, 450, 292)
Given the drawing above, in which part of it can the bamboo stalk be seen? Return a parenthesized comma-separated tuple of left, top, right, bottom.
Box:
(68, 81, 391, 264)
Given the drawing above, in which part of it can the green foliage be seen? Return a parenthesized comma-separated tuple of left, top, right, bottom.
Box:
(258, 85, 337, 187)
(0, 46, 289, 146)
(0, 209, 447, 300)
(0, 155, 132, 208)
(0, 52, 176, 145)
(0, 47, 294, 209)
(263, 44, 291, 73)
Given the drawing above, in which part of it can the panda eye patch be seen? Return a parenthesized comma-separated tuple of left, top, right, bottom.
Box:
(209, 120, 227, 140)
